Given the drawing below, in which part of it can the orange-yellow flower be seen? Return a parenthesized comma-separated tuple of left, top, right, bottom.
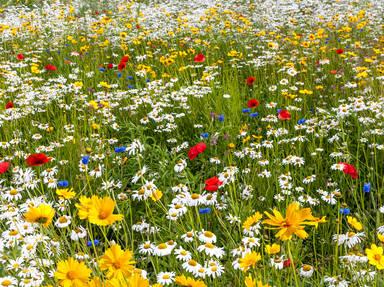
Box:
(99, 244, 136, 278)
(265, 243, 280, 255)
(24, 204, 55, 227)
(243, 212, 262, 230)
(239, 251, 261, 272)
(175, 275, 207, 287)
(366, 244, 384, 270)
(76, 196, 93, 220)
(245, 275, 271, 287)
(263, 202, 324, 241)
(106, 272, 149, 287)
(54, 257, 91, 287)
(87, 196, 123, 226)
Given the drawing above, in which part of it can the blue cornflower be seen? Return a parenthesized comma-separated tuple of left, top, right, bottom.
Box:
(363, 183, 371, 193)
(242, 108, 251, 113)
(57, 180, 69, 188)
(339, 208, 350, 215)
(199, 207, 211, 214)
(81, 156, 90, 165)
(87, 239, 100, 247)
(297, 118, 306, 124)
(200, 132, 209, 139)
(250, 112, 259, 118)
(217, 114, 224, 122)
(114, 146, 126, 153)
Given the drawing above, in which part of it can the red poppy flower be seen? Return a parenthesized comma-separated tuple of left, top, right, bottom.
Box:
(330, 70, 337, 75)
(283, 259, 291, 268)
(5, 101, 14, 109)
(278, 109, 291, 120)
(17, 53, 24, 60)
(194, 53, 205, 63)
(247, 99, 259, 108)
(26, 153, 50, 167)
(188, 142, 207, 160)
(0, 162, 10, 174)
(45, 64, 57, 71)
(118, 62, 126, 71)
(340, 162, 358, 179)
(246, 76, 256, 86)
(107, 63, 114, 69)
(121, 55, 130, 63)
(205, 176, 223, 192)
(336, 48, 344, 54)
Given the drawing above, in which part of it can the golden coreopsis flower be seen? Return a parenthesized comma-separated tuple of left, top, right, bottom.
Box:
(99, 244, 136, 278)
(106, 272, 149, 287)
(366, 244, 384, 270)
(175, 275, 207, 287)
(24, 203, 55, 227)
(239, 251, 261, 272)
(245, 275, 271, 287)
(54, 257, 91, 287)
(263, 202, 325, 241)
(79, 196, 123, 226)
(76, 196, 93, 220)
(242, 212, 262, 230)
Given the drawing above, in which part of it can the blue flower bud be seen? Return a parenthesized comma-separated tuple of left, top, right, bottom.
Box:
(297, 118, 306, 125)
(199, 207, 211, 214)
(363, 183, 371, 193)
(114, 146, 126, 153)
(87, 239, 100, 247)
(57, 180, 69, 188)
(339, 208, 350, 215)
(81, 156, 90, 165)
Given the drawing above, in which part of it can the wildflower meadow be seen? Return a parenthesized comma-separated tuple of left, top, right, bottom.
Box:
(0, 0, 384, 286)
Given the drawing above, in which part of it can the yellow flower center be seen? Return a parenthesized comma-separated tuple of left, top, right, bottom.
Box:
(113, 261, 122, 269)
(10, 189, 17, 195)
(188, 260, 197, 266)
(374, 254, 381, 261)
(191, 193, 200, 200)
(1, 280, 12, 286)
(163, 274, 170, 279)
(98, 211, 108, 219)
(158, 243, 167, 249)
(144, 243, 151, 249)
(204, 231, 213, 238)
(67, 271, 77, 280)
(58, 216, 68, 223)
